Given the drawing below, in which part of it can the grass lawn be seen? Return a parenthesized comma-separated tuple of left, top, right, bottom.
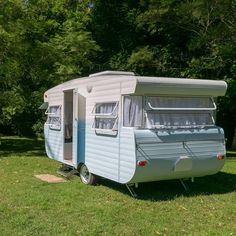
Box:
(0, 136, 236, 236)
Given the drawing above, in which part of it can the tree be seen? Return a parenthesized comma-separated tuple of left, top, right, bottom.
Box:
(1, 0, 235, 146)
(0, 0, 99, 136)
(89, 0, 236, 147)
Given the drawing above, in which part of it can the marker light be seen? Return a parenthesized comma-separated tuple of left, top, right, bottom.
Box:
(137, 160, 147, 167)
(217, 154, 225, 160)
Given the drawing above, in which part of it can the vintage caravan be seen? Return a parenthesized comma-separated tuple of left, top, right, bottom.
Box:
(41, 71, 227, 195)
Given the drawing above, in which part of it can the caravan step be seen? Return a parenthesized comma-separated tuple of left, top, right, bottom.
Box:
(57, 165, 78, 178)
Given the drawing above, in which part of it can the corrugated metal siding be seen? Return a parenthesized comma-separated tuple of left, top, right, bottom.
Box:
(137, 142, 186, 159)
(44, 75, 136, 104)
(135, 127, 225, 143)
(44, 74, 136, 179)
(119, 128, 136, 183)
(186, 141, 225, 157)
(85, 125, 119, 181)
(44, 124, 63, 161)
(136, 141, 225, 160)
(129, 128, 226, 183)
(82, 78, 133, 181)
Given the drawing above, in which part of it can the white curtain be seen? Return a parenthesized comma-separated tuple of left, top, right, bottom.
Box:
(123, 96, 214, 128)
(146, 96, 213, 128)
(48, 106, 61, 130)
(146, 112, 212, 128)
(95, 102, 117, 115)
(49, 106, 61, 115)
(123, 96, 143, 127)
(146, 97, 213, 109)
(94, 102, 118, 129)
(95, 118, 117, 129)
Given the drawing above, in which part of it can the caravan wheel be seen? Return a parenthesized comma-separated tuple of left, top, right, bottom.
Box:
(79, 164, 97, 185)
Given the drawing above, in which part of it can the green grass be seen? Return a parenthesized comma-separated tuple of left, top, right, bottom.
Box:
(0, 136, 236, 236)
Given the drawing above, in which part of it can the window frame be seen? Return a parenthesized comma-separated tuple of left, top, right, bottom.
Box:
(92, 101, 119, 132)
(45, 105, 62, 131)
(145, 96, 216, 111)
(122, 95, 144, 128)
(122, 95, 216, 129)
(145, 96, 216, 128)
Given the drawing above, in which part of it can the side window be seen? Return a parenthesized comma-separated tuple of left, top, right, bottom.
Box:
(92, 102, 119, 130)
(45, 105, 61, 130)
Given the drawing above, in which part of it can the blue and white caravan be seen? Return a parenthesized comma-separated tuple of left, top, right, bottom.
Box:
(42, 71, 227, 195)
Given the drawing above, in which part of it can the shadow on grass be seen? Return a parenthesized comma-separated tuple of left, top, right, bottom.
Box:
(227, 150, 236, 158)
(0, 136, 46, 158)
(1, 136, 235, 201)
(98, 171, 236, 201)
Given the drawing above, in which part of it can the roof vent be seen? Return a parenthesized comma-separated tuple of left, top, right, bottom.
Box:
(89, 71, 135, 77)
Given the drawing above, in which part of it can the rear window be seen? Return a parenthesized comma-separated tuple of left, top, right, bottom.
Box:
(123, 96, 215, 128)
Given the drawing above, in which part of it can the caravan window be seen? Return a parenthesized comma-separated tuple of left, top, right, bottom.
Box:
(123, 96, 215, 128)
(145, 96, 215, 128)
(93, 102, 119, 130)
(46, 105, 61, 130)
(123, 96, 143, 127)
(146, 97, 214, 109)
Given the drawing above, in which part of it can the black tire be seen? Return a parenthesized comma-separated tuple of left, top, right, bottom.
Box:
(79, 164, 97, 185)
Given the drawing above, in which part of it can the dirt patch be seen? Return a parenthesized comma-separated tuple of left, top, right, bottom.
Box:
(35, 174, 66, 183)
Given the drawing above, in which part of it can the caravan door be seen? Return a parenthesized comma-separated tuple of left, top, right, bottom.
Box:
(73, 91, 86, 168)
(63, 90, 74, 164)
(63, 89, 86, 167)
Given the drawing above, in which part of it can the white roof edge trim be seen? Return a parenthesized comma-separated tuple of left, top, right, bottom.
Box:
(89, 70, 135, 77)
(137, 76, 227, 86)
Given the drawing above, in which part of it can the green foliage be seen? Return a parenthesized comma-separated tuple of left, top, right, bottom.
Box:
(0, 0, 235, 145)
(89, 0, 236, 147)
(128, 46, 155, 69)
(0, 0, 99, 136)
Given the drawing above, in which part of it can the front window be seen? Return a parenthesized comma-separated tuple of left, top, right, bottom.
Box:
(123, 96, 215, 128)
(45, 105, 61, 130)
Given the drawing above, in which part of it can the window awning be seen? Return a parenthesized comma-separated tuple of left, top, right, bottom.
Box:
(39, 102, 48, 109)
(134, 77, 227, 96)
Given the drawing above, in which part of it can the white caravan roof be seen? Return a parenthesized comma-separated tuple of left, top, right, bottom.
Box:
(44, 71, 227, 99)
